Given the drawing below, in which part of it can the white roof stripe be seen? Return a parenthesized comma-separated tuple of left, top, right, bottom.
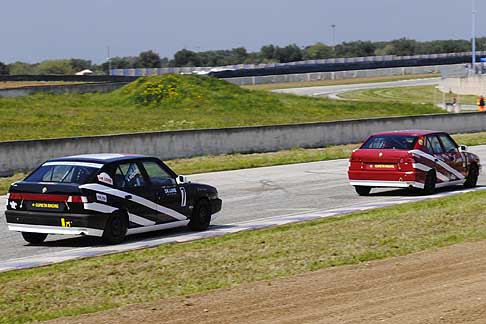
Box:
(43, 161, 103, 168)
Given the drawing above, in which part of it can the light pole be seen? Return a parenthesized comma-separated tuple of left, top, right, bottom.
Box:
(330, 24, 336, 48)
(107, 45, 112, 76)
(472, 0, 477, 70)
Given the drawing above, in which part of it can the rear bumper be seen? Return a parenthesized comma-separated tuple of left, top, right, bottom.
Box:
(349, 180, 424, 189)
(5, 210, 107, 237)
(348, 169, 424, 189)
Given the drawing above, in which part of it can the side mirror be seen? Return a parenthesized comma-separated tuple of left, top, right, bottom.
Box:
(177, 175, 189, 184)
(459, 145, 468, 152)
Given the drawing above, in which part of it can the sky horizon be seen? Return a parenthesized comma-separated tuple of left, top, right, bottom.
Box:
(1, 0, 485, 64)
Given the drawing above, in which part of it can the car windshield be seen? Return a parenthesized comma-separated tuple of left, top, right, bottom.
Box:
(361, 135, 418, 150)
(25, 162, 100, 184)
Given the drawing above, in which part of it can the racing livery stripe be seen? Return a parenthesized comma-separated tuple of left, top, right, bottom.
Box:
(83, 202, 118, 214)
(409, 150, 465, 180)
(129, 213, 156, 226)
(79, 183, 187, 221)
(412, 163, 449, 182)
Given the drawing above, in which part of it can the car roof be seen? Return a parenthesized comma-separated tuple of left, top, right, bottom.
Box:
(47, 153, 149, 164)
(370, 130, 444, 137)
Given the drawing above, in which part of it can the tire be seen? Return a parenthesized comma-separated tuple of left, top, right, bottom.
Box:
(464, 164, 479, 188)
(102, 212, 128, 244)
(423, 171, 436, 195)
(21, 232, 48, 244)
(354, 186, 371, 196)
(188, 199, 212, 231)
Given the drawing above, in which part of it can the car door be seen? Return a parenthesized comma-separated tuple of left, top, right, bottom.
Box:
(113, 161, 158, 226)
(139, 160, 188, 224)
(437, 133, 467, 180)
(425, 134, 451, 184)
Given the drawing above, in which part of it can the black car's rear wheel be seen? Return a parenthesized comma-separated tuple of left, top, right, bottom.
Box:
(188, 199, 212, 231)
(102, 212, 128, 244)
(423, 171, 436, 195)
(354, 186, 371, 196)
(464, 164, 479, 188)
(21, 232, 48, 244)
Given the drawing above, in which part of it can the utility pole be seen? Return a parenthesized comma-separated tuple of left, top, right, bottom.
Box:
(472, 0, 477, 71)
(107, 45, 112, 76)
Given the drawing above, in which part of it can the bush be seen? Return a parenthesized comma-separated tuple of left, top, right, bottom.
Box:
(119, 74, 246, 106)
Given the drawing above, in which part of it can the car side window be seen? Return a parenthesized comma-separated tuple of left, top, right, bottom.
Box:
(438, 134, 458, 153)
(426, 135, 444, 154)
(141, 161, 175, 186)
(114, 162, 145, 189)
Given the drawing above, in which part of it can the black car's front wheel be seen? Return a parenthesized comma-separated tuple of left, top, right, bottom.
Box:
(21, 232, 48, 244)
(188, 199, 212, 231)
(102, 212, 128, 244)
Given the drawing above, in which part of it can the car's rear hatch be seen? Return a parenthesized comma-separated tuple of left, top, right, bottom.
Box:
(349, 149, 414, 172)
(8, 182, 86, 213)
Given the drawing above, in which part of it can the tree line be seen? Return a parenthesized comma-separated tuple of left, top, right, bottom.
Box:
(2, 37, 486, 75)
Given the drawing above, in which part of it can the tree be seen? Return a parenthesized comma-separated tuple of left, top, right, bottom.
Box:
(274, 44, 303, 63)
(136, 50, 161, 68)
(70, 59, 92, 72)
(388, 38, 417, 56)
(174, 49, 201, 66)
(0, 61, 9, 75)
(36, 60, 74, 75)
(8, 61, 36, 75)
(303, 43, 333, 60)
(260, 44, 276, 61)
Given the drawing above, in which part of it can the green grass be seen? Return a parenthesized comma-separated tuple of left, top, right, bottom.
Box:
(0, 75, 442, 142)
(2, 189, 486, 323)
(243, 74, 439, 91)
(1, 131, 485, 195)
(339, 85, 478, 105)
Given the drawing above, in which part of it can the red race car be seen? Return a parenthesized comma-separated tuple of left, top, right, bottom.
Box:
(348, 130, 481, 195)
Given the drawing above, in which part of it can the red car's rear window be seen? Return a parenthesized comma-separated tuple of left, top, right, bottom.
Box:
(361, 135, 418, 150)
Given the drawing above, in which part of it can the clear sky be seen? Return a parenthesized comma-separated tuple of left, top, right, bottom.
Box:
(1, 0, 485, 63)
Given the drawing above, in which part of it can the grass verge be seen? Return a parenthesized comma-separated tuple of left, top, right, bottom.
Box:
(0, 75, 442, 141)
(2, 189, 486, 323)
(243, 74, 439, 91)
(339, 85, 478, 105)
(1, 132, 485, 195)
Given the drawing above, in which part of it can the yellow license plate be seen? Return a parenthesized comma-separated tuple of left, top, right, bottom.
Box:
(373, 164, 395, 169)
(31, 202, 60, 209)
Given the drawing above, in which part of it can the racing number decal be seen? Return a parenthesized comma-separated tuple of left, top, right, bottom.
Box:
(180, 187, 187, 207)
(61, 218, 72, 228)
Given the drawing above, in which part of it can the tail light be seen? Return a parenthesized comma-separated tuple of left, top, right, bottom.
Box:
(7, 193, 90, 203)
(67, 195, 89, 203)
(399, 157, 414, 164)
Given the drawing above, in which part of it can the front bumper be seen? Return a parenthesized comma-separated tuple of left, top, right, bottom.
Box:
(5, 210, 108, 237)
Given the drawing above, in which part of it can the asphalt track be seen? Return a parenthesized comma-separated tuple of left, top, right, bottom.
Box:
(272, 77, 440, 98)
(1, 144, 485, 271)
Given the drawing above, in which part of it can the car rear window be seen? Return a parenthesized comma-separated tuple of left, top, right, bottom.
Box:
(361, 135, 418, 150)
(25, 162, 100, 184)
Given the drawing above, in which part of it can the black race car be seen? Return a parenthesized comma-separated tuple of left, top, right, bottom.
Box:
(5, 154, 222, 244)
